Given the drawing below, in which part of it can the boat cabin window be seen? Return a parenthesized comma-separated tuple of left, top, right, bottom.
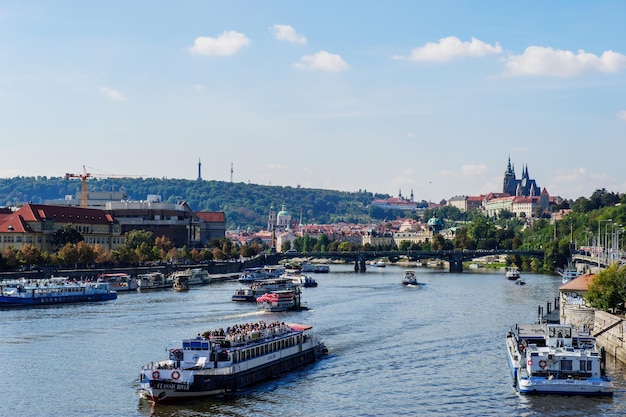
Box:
(560, 360, 573, 371)
(183, 341, 209, 350)
(580, 360, 592, 371)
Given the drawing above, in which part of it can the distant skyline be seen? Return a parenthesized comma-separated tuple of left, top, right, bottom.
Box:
(1, 1, 625, 202)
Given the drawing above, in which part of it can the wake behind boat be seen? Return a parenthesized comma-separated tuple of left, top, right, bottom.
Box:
(506, 323, 612, 396)
(139, 320, 327, 403)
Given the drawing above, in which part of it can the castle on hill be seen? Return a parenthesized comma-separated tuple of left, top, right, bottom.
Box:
(503, 157, 541, 197)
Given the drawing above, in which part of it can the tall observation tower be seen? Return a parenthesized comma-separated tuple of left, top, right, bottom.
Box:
(197, 158, 202, 181)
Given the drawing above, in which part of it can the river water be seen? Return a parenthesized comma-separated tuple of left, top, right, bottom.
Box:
(1, 264, 626, 417)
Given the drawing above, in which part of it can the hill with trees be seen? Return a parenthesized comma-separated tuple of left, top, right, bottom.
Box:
(0, 176, 419, 230)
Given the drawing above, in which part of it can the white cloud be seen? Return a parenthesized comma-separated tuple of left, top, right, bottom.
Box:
(618, 110, 626, 121)
(271, 24, 306, 45)
(505, 46, 626, 77)
(461, 164, 489, 176)
(187, 30, 250, 56)
(99, 86, 126, 102)
(294, 51, 348, 72)
(393, 36, 502, 62)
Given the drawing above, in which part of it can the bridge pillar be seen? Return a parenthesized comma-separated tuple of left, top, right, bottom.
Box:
(359, 257, 367, 272)
(449, 252, 463, 273)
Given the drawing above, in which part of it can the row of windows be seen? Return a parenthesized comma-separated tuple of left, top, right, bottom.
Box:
(234, 336, 301, 363)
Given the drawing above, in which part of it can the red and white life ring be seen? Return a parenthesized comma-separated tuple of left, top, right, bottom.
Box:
(171, 370, 180, 380)
(527, 359, 533, 366)
(152, 370, 160, 379)
(539, 360, 547, 369)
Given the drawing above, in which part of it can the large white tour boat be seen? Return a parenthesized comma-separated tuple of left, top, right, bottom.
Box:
(0, 278, 117, 306)
(232, 277, 299, 302)
(139, 320, 327, 403)
(170, 268, 211, 287)
(506, 322, 613, 396)
(98, 273, 138, 291)
(136, 272, 172, 290)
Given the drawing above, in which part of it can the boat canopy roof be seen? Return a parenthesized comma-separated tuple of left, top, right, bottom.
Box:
(288, 324, 312, 331)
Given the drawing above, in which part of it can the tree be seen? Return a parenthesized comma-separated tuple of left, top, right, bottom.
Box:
(18, 244, 44, 266)
(52, 225, 84, 249)
(126, 230, 154, 250)
(585, 264, 626, 311)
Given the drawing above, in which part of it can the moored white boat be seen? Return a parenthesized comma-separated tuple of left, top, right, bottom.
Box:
(238, 267, 269, 284)
(98, 273, 137, 291)
(139, 320, 327, 403)
(170, 268, 210, 286)
(0, 278, 117, 306)
(557, 262, 580, 284)
(506, 323, 613, 396)
(284, 273, 318, 288)
(232, 277, 299, 302)
(172, 275, 190, 292)
(136, 272, 172, 290)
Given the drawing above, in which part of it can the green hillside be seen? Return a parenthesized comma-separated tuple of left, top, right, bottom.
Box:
(0, 176, 402, 230)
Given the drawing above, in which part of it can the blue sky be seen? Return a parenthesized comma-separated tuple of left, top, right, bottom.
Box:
(1, 1, 625, 202)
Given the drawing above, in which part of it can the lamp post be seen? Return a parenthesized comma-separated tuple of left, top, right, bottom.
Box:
(611, 224, 623, 264)
(598, 219, 612, 270)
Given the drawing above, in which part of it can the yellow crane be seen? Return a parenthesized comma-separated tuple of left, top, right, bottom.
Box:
(65, 165, 92, 208)
(65, 165, 140, 208)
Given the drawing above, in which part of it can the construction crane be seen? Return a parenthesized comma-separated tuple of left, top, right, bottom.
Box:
(65, 165, 141, 208)
(65, 165, 92, 208)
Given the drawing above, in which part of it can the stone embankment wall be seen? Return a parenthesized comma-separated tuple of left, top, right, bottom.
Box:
(563, 307, 626, 363)
(594, 310, 626, 364)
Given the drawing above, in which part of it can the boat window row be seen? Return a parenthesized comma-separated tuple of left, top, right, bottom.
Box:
(231, 335, 301, 363)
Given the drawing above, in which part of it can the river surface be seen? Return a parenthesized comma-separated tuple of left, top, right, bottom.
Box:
(1, 265, 626, 417)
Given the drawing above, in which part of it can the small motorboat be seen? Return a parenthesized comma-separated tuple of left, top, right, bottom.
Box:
(515, 279, 526, 286)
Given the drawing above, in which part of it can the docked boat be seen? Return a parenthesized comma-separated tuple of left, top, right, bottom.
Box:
(232, 277, 299, 302)
(0, 278, 117, 306)
(300, 262, 316, 273)
(170, 268, 211, 286)
(172, 275, 190, 292)
(256, 289, 306, 312)
(314, 264, 330, 273)
(402, 270, 423, 286)
(286, 273, 318, 288)
(505, 266, 520, 280)
(263, 265, 286, 278)
(238, 267, 269, 284)
(98, 273, 138, 292)
(136, 272, 172, 290)
(557, 262, 580, 284)
(506, 323, 613, 396)
(370, 259, 386, 267)
(139, 320, 327, 403)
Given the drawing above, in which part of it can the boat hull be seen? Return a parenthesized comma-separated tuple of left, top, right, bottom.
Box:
(517, 378, 613, 396)
(506, 324, 613, 396)
(140, 345, 325, 403)
(0, 292, 117, 306)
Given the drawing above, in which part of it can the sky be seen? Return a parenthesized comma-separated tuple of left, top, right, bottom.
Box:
(1, 1, 626, 203)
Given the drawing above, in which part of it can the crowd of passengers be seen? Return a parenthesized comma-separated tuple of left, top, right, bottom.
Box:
(201, 320, 290, 342)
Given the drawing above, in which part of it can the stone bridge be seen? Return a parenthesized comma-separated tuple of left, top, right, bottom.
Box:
(275, 249, 544, 273)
